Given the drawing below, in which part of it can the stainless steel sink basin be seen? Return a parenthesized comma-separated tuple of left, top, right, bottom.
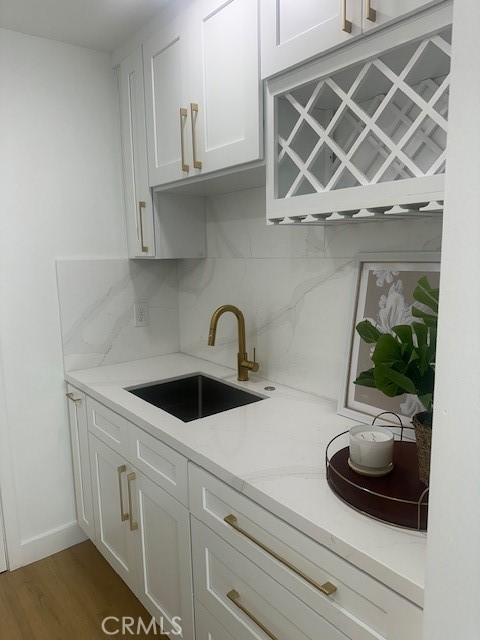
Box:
(126, 374, 264, 422)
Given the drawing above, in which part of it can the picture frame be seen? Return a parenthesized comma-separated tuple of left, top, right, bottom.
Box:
(337, 252, 441, 425)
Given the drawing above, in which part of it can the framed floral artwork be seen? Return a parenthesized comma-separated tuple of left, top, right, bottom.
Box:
(338, 252, 441, 425)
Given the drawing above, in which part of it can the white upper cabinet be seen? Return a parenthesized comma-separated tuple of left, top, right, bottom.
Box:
(261, 0, 445, 79)
(143, 0, 261, 187)
(265, 5, 452, 223)
(362, 0, 444, 32)
(261, 0, 362, 78)
(118, 49, 155, 258)
(187, 0, 262, 175)
(143, 17, 191, 186)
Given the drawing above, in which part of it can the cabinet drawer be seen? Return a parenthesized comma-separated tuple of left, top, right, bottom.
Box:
(192, 517, 349, 640)
(195, 600, 236, 640)
(127, 423, 188, 506)
(86, 398, 130, 456)
(189, 463, 422, 640)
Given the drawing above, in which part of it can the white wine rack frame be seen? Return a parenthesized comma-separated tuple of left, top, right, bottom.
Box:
(265, 5, 452, 225)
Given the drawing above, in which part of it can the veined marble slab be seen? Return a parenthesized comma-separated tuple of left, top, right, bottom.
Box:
(56, 258, 179, 371)
(66, 352, 426, 607)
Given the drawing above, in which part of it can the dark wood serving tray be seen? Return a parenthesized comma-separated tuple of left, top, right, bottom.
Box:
(327, 442, 428, 531)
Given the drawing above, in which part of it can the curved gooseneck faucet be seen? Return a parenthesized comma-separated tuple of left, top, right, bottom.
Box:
(208, 305, 259, 381)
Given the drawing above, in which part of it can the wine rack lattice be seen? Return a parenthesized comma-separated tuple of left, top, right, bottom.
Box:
(276, 30, 451, 202)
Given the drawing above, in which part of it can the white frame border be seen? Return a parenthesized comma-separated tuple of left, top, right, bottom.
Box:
(337, 251, 441, 425)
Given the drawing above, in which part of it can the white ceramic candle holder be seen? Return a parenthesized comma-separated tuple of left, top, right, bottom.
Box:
(348, 425, 394, 477)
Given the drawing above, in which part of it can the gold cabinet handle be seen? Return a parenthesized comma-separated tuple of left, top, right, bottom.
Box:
(224, 515, 337, 597)
(66, 392, 82, 405)
(127, 472, 138, 531)
(138, 201, 148, 253)
(365, 0, 376, 21)
(179, 107, 190, 173)
(227, 590, 279, 640)
(190, 103, 202, 170)
(341, 0, 352, 33)
(117, 465, 129, 522)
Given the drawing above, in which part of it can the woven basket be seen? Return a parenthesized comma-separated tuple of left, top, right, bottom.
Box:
(412, 412, 432, 486)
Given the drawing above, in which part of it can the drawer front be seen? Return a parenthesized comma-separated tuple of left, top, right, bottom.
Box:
(86, 398, 130, 456)
(127, 423, 188, 506)
(189, 463, 422, 640)
(192, 517, 349, 640)
(195, 601, 236, 640)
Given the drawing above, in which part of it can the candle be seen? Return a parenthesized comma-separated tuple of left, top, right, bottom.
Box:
(349, 425, 394, 474)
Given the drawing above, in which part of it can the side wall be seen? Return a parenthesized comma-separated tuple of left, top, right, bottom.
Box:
(0, 28, 126, 567)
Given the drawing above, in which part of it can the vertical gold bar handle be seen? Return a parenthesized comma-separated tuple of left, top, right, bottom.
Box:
(366, 0, 376, 22)
(341, 0, 352, 33)
(127, 472, 138, 531)
(138, 201, 148, 253)
(227, 590, 279, 640)
(117, 465, 129, 522)
(179, 107, 189, 173)
(190, 103, 202, 170)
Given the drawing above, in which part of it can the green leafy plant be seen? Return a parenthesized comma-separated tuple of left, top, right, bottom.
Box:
(354, 276, 439, 416)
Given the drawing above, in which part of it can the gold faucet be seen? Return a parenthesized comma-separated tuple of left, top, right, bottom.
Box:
(208, 305, 259, 381)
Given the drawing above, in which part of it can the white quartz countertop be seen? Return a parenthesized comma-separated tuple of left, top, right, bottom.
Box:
(66, 353, 426, 607)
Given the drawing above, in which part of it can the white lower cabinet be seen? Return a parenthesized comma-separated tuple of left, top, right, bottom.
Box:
(69, 392, 423, 640)
(88, 434, 194, 639)
(130, 469, 194, 639)
(66, 385, 95, 539)
(89, 435, 139, 592)
(195, 601, 236, 640)
(192, 517, 349, 640)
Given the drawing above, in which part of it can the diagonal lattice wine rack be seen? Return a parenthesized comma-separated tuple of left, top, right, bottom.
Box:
(272, 28, 451, 223)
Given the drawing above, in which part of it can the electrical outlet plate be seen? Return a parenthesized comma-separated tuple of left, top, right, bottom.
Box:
(133, 302, 149, 327)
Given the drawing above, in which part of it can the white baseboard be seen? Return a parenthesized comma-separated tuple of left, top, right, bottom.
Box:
(19, 520, 87, 568)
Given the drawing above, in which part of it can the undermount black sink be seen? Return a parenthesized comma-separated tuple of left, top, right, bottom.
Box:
(126, 374, 264, 422)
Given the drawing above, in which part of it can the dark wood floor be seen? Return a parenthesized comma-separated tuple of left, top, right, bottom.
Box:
(0, 541, 164, 639)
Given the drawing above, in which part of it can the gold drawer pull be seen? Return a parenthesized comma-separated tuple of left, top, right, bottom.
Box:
(127, 472, 138, 531)
(341, 0, 352, 33)
(227, 590, 279, 640)
(179, 107, 189, 173)
(66, 392, 82, 405)
(224, 514, 337, 597)
(190, 103, 202, 169)
(366, 0, 376, 22)
(117, 465, 129, 522)
(138, 201, 148, 253)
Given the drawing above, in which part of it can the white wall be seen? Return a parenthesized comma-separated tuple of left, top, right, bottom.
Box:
(423, 2, 480, 637)
(178, 187, 443, 399)
(0, 28, 126, 567)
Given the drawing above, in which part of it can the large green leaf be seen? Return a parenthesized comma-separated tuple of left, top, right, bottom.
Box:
(371, 334, 402, 367)
(412, 306, 438, 327)
(375, 364, 417, 395)
(353, 368, 376, 388)
(355, 320, 381, 344)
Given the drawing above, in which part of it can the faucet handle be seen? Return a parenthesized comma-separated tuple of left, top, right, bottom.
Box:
(253, 347, 256, 363)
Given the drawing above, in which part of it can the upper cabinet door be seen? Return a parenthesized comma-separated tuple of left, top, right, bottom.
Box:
(261, 0, 362, 79)
(187, 0, 262, 175)
(362, 0, 443, 32)
(143, 18, 191, 186)
(119, 49, 155, 257)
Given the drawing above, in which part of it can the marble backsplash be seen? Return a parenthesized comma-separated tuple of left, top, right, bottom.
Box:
(178, 187, 442, 400)
(56, 258, 179, 371)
